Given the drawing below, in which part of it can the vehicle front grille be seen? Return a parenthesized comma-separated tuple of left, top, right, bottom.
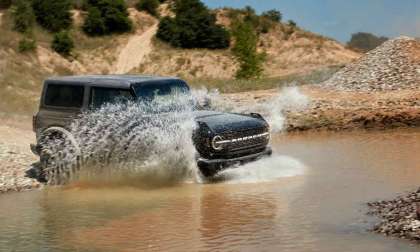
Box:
(220, 127, 269, 152)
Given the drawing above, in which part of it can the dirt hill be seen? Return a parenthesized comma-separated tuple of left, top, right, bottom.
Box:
(321, 36, 420, 91)
(0, 7, 359, 113)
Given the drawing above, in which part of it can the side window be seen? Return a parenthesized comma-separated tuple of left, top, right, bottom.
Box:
(44, 84, 84, 108)
(90, 87, 133, 108)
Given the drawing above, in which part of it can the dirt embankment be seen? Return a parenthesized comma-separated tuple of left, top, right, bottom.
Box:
(225, 86, 420, 132)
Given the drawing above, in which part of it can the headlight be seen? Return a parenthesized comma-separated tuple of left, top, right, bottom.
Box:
(211, 135, 224, 150)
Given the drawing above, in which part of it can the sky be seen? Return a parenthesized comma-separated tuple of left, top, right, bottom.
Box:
(202, 0, 420, 43)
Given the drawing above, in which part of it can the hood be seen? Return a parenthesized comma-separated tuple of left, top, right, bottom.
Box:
(193, 110, 268, 134)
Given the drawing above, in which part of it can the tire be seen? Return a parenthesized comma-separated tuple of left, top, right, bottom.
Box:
(38, 127, 81, 185)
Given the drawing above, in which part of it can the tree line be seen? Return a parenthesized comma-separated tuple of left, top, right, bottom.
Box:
(4, 0, 288, 79)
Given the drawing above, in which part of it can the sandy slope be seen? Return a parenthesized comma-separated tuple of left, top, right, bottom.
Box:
(114, 23, 158, 74)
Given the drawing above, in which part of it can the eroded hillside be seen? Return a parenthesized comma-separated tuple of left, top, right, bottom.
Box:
(0, 6, 360, 113)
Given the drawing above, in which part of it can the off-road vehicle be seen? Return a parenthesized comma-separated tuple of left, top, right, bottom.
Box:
(31, 75, 272, 180)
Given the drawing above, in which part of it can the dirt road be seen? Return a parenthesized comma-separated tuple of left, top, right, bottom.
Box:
(114, 24, 158, 74)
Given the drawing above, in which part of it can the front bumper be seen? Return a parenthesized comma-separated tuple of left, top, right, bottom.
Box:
(197, 147, 272, 177)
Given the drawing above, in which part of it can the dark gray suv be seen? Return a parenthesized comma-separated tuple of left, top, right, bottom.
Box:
(32, 75, 272, 180)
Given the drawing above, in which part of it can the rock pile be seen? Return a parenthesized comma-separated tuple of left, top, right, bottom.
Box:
(367, 188, 420, 243)
(322, 36, 420, 91)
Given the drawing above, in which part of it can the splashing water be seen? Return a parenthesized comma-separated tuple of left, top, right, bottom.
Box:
(192, 86, 310, 133)
(209, 155, 306, 184)
(43, 86, 309, 186)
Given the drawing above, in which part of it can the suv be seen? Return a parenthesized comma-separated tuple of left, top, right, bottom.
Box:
(31, 75, 272, 179)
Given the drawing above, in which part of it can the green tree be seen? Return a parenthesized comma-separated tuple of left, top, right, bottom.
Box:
(136, 0, 160, 17)
(232, 20, 265, 79)
(11, 0, 35, 33)
(83, 0, 132, 36)
(261, 9, 282, 22)
(51, 31, 74, 56)
(32, 0, 72, 32)
(156, 0, 230, 49)
(347, 32, 388, 52)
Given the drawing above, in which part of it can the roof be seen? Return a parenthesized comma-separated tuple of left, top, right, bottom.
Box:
(45, 75, 182, 89)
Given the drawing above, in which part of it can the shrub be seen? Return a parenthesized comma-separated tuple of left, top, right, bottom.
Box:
(347, 32, 388, 52)
(83, 0, 132, 36)
(136, 0, 159, 17)
(261, 9, 282, 22)
(18, 37, 36, 52)
(11, 0, 35, 33)
(83, 7, 106, 35)
(32, 0, 72, 32)
(288, 20, 297, 27)
(156, 0, 230, 49)
(232, 20, 265, 79)
(51, 31, 74, 56)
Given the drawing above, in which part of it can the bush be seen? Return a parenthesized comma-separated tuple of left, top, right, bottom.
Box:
(51, 31, 74, 56)
(261, 9, 282, 22)
(288, 20, 297, 27)
(32, 0, 72, 32)
(136, 0, 159, 17)
(11, 0, 35, 33)
(83, 0, 132, 36)
(347, 32, 388, 52)
(83, 7, 106, 35)
(18, 37, 36, 52)
(232, 20, 265, 79)
(156, 0, 230, 49)
(0, 0, 11, 9)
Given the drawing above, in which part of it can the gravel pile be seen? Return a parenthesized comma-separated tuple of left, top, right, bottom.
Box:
(367, 188, 420, 243)
(322, 36, 420, 91)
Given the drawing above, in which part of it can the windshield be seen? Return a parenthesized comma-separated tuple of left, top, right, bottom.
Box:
(133, 80, 190, 100)
(132, 80, 194, 112)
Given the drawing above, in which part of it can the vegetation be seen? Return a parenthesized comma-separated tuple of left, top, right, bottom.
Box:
(347, 32, 388, 52)
(188, 66, 341, 93)
(32, 0, 72, 32)
(83, 0, 132, 36)
(135, 0, 160, 17)
(156, 0, 230, 49)
(11, 0, 35, 33)
(261, 9, 282, 22)
(232, 20, 265, 79)
(51, 31, 74, 56)
(18, 37, 36, 52)
(288, 20, 297, 27)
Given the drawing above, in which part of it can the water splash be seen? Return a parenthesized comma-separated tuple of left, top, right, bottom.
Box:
(42, 86, 309, 186)
(208, 155, 306, 184)
(192, 86, 310, 133)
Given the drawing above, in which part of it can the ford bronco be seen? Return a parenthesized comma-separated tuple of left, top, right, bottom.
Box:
(31, 75, 272, 180)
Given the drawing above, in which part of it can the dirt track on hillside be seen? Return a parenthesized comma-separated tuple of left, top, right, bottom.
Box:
(114, 23, 158, 74)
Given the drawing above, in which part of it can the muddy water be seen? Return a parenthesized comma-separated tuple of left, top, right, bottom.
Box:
(1, 129, 420, 252)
